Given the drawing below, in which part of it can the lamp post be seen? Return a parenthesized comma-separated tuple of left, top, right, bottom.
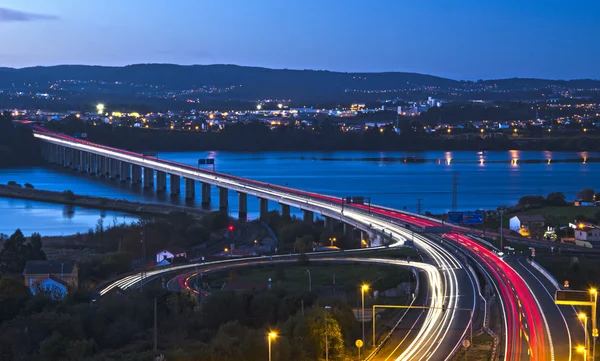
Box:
(578, 345, 587, 361)
(580, 313, 589, 356)
(267, 332, 277, 361)
(361, 284, 369, 350)
(306, 270, 312, 292)
(329, 237, 336, 247)
(325, 306, 331, 361)
(591, 288, 598, 361)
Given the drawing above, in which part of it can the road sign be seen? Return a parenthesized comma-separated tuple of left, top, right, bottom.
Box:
(462, 339, 471, 348)
(564, 280, 570, 288)
(593, 328, 599, 338)
(422, 226, 451, 233)
(448, 212, 463, 224)
(355, 340, 363, 348)
(555, 290, 594, 306)
(463, 211, 484, 225)
(197, 158, 215, 165)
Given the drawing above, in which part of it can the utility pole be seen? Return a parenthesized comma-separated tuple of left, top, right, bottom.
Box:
(452, 172, 458, 211)
(153, 297, 157, 352)
(417, 198, 423, 215)
(141, 227, 146, 292)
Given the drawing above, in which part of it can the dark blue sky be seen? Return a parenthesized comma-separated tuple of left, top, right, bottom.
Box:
(1, 0, 599, 80)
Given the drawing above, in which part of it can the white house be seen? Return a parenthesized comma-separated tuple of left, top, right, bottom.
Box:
(575, 227, 600, 243)
(155, 247, 187, 263)
(509, 215, 546, 237)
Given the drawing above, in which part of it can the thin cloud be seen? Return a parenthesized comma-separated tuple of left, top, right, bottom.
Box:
(0, 7, 58, 22)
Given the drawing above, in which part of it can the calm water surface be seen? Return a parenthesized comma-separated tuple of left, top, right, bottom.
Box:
(0, 150, 598, 235)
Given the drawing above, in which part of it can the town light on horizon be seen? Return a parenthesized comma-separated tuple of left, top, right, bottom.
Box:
(96, 103, 105, 114)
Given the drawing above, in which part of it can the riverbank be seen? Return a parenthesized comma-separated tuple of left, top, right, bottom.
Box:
(0, 184, 208, 218)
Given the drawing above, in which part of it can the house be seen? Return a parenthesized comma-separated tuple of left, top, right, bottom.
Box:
(23, 260, 79, 297)
(155, 247, 187, 263)
(575, 226, 600, 244)
(509, 215, 546, 238)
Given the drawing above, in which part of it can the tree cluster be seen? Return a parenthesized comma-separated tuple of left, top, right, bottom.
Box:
(0, 229, 46, 274)
(0, 112, 41, 167)
(0, 277, 356, 361)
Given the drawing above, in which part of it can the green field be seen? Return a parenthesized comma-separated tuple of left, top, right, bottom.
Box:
(503, 206, 599, 227)
(207, 262, 411, 295)
(451, 333, 494, 361)
(536, 255, 600, 290)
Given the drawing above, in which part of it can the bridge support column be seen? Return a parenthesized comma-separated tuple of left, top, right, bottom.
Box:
(143, 168, 154, 188)
(120, 162, 131, 181)
(185, 178, 195, 200)
(219, 187, 228, 212)
(131, 164, 142, 184)
(343, 223, 354, 236)
(238, 192, 247, 221)
(303, 210, 314, 224)
(324, 216, 334, 230)
(111, 159, 121, 179)
(170, 174, 180, 195)
(80, 152, 88, 173)
(156, 171, 167, 192)
(201, 183, 211, 206)
(73, 150, 81, 171)
(280, 204, 290, 219)
(259, 198, 269, 221)
(88, 154, 96, 175)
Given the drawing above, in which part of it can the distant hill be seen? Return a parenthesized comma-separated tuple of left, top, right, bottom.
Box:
(1, 64, 599, 104)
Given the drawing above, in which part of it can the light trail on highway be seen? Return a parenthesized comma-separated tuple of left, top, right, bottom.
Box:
(37, 128, 516, 360)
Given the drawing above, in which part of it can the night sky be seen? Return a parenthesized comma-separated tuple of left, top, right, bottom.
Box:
(1, 0, 599, 80)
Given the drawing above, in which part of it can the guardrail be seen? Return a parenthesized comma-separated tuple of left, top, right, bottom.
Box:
(528, 259, 561, 290)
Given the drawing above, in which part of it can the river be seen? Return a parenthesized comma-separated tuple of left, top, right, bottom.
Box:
(0, 150, 598, 236)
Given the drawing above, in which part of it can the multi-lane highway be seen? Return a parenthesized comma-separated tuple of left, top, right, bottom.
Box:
(35, 128, 581, 360)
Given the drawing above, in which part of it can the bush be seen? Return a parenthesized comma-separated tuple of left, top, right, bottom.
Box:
(24, 183, 34, 189)
(62, 190, 76, 201)
(7, 180, 21, 187)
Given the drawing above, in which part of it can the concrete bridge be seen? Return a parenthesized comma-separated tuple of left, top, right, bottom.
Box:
(34, 128, 371, 240)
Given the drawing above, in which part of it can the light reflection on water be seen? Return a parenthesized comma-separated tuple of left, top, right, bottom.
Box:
(0, 150, 598, 236)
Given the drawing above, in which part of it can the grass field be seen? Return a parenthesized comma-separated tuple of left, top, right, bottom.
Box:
(207, 262, 411, 295)
(503, 206, 599, 227)
(536, 255, 600, 290)
(451, 333, 494, 361)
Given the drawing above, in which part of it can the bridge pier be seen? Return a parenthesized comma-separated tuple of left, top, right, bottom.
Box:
(170, 174, 180, 195)
(81, 152, 89, 173)
(219, 187, 228, 212)
(143, 168, 154, 188)
(343, 223, 354, 236)
(131, 164, 142, 184)
(88, 154, 96, 175)
(280, 204, 290, 219)
(111, 159, 121, 179)
(156, 171, 167, 192)
(201, 182, 211, 206)
(73, 150, 81, 171)
(303, 210, 314, 224)
(185, 178, 195, 200)
(259, 198, 269, 220)
(324, 216, 334, 230)
(238, 192, 247, 221)
(120, 162, 130, 181)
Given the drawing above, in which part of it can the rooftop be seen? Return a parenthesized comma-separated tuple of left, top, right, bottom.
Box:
(23, 260, 77, 275)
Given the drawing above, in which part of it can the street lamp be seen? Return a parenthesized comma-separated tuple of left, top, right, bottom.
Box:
(325, 306, 331, 361)
(580, 313, 589, 356)
(577, 344, 587, 361)
(329, 237, 336, 247)
(361, 284, 369, 349)
(591, 288, 598, 361)
(267, 332, 277, 361)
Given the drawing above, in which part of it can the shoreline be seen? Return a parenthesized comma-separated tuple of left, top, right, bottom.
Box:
(0, 184, 208, 218)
